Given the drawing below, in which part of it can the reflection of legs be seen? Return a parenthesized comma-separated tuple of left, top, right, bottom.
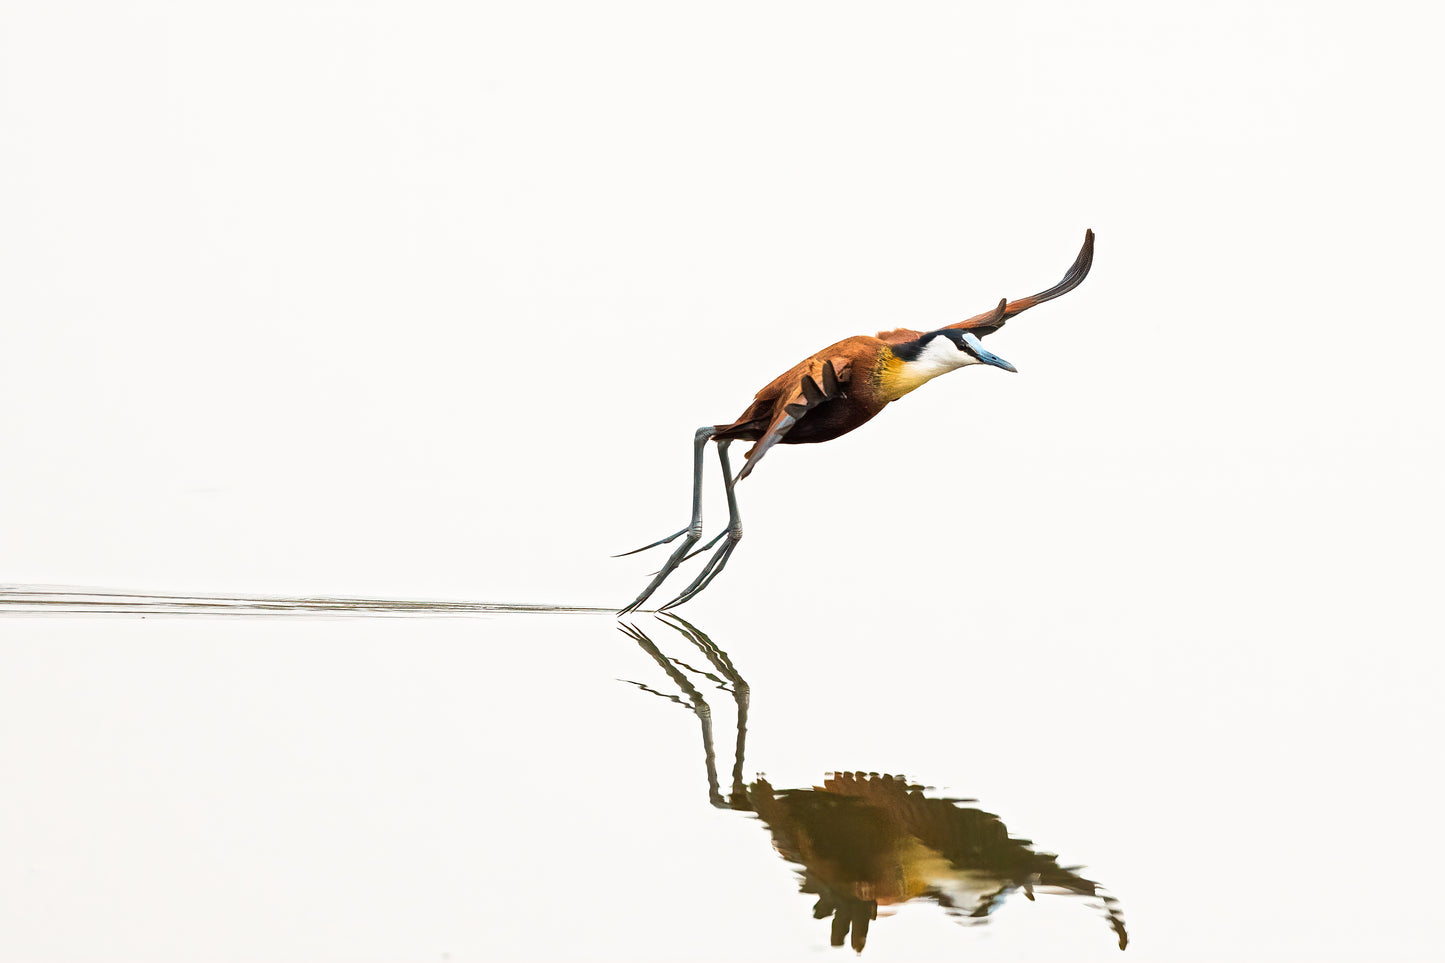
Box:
(660, 440, 743, 610)
(665, 614, 748, 804)
(617, 427, 715, 614)
(619, 615, 750, 810)
(617, 621, 725, 807)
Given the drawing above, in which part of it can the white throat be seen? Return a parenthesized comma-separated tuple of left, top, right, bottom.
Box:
(905, 335, 975, 380)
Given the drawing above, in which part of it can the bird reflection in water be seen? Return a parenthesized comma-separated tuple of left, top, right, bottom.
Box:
(619, 615, 1127, 953)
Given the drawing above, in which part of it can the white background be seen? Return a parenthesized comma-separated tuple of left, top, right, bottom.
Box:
(3, 2, 1442, 960)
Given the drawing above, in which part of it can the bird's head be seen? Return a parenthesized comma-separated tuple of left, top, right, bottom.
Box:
(882, 325, 1019, 402)
(926, 329, 1018, 373)
(901, 329, 1017, 375)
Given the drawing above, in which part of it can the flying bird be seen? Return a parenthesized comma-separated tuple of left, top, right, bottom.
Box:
(618, 230, 1095, 613)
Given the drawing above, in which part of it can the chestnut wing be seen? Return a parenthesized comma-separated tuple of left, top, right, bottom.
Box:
(736, 356, 851, 480)
(942, 229, 1094, 338)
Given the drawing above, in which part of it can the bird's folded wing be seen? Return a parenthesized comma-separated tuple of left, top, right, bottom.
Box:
(737, 357, 850, 479)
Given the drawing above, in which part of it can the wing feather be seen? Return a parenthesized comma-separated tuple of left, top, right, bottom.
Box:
(737, 356, 852, 480)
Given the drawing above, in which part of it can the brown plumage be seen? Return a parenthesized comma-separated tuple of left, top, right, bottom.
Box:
(618, 230, 1095, 613)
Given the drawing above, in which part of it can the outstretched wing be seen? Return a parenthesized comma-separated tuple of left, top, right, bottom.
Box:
(943, 229, 1095, 338)
(874, 230, 1093, 343)
(736, 356, 851, 480)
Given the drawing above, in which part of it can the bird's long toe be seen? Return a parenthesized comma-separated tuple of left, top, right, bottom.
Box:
(612, 527, 690, 559)
(658, 535, 740, 611)
(681, 528, 728, 563)
(618, 529, 704, 614)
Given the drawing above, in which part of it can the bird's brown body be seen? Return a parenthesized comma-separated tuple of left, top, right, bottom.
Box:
(713, 336, 890, 448)
(714, 323, 1006, 451)
(619, 230, 1095, 611)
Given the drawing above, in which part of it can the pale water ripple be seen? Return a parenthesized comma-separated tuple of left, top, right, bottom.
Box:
(0, 584, 615, 618)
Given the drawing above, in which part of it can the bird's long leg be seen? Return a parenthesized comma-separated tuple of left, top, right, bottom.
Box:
(617, 427, 716, 615)
(659, 440, 743, 611)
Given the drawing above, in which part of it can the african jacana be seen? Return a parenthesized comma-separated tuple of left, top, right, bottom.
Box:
(619, 230, 1095, 613)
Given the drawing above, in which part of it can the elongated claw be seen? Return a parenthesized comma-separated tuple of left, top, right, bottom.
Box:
(612, 527, 690, 558)
(618, 528, 704, 614)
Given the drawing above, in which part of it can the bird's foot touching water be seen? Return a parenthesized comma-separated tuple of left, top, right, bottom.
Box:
(615, 523, 743, 614)
(615, 525, 706, 615)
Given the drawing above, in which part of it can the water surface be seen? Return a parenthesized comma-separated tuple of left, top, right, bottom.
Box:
(1, 586, 1439, 961)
